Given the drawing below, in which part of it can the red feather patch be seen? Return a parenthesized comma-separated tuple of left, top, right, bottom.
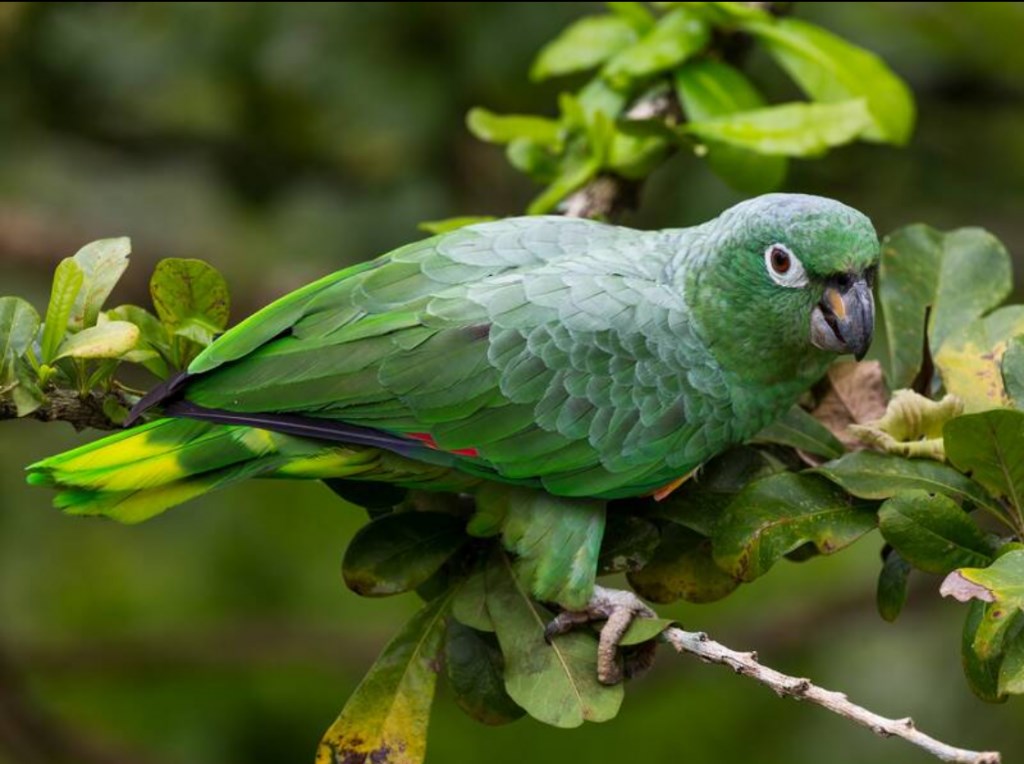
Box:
(409, 432, 479, 458)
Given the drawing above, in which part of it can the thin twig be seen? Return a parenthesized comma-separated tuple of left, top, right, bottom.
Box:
(662, 626, 1001, 764)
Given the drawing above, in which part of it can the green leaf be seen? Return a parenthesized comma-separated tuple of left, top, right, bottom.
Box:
(945, 410, 1024, 524)
(603, 7, 709, 84)
(316, 594, 449, 764)
(342, 512, 468, 597)
(484, 550, 622, 728)
(998, 629, 1024, 696)
(526, 154, 601, 215)
(673, 59, 786, 193)
(444, 620, 524, 726)
(606, 2, 655, 30)
(150, 258, 230, 335)
(684, 2, 772, 25)
(417, 216, 497, 235)
(741, 17, 914, 144)
(941, 552, 1024, 663)
(879, 225, 1012, 390)
(607, 128, 670, 180)
(878, 491, 994, 575)
(103, 304, 172, 378)
(814, 450, 1003, 520)
(877, 549, 911, 622)
(627, 524, 739, 604)
(652, 446, 784, 536)
(972, 601, 1021, 662)
(69, 237, 131, 330)
(712, 473, 877, 582)
(936, 306, 1024, 412)
(54, 321, 139, 361)
(598, 514, 659, 574)
(530, 15, 638, 81)
(0, 297, 41, 372)
(961, 600, 1007, 703)
(466, 108, 562, 148)
(451, 569, 493, 632)
(506, 138, 561, 183)
(753, 404, 844, 459)
(1003, 336, 1024, 410)
(484, 486, 604, 610)
(41, 258, 85, 364)
(619, 617, 674, 646)
(684, 99, 872, 158)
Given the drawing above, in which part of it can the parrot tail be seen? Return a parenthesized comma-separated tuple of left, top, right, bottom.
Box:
(25, 418, 391, 524)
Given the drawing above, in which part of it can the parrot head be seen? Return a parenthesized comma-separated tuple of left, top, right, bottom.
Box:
(688, 193, 879, 379)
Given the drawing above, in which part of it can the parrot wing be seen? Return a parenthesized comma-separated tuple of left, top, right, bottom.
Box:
(176, 216, 732, 499)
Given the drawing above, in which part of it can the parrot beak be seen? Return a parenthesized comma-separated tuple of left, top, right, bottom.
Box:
(810, 273, 875, 361)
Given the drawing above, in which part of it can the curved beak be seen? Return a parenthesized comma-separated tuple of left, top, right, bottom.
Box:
(810, 274, 875, 361)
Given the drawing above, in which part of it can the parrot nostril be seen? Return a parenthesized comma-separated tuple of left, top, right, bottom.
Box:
(835, 272, 854, 290)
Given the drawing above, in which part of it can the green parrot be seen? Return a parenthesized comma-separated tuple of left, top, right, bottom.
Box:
(28, 193, 878, 612)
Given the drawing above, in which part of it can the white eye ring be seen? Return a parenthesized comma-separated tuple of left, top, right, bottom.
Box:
(764, 244, 808, 288)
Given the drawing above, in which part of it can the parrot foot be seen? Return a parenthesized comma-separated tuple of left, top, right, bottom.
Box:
(544, 585, 658, 685)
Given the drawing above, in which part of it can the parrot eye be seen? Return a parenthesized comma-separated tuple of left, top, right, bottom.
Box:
(764, 244, 808, 288)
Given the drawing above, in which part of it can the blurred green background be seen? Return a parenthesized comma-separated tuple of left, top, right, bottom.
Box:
(2, 3, 1024, 763)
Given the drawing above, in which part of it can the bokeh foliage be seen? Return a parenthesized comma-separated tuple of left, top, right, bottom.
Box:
(2, 4, 1024, 761)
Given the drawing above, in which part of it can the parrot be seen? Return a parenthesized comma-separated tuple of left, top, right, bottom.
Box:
(27, 192, 878, 619)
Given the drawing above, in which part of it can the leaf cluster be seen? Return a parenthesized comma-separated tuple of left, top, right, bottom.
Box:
(1, 242, 229, 423)
(465, 1, 914, 212)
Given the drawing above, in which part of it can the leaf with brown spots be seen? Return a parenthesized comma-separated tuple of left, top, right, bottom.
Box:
(935, 306, 1024, 413)
(627, 525, 739, 603)
(941, 551, 1024, 663)
(150, 258, 230, 366)
(316, 594, 450, 764)
(712, 473, 877, 582)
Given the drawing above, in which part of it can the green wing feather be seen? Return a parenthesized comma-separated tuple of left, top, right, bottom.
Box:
(183, 216, 736, 499)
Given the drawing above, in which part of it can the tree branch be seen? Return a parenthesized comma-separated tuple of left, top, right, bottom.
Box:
(0, 389, 123, 431)
(662, 626, 1000, 764)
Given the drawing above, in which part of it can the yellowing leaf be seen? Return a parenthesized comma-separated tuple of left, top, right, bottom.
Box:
(316, 594, 449, 764)
(935, 306, 1024, 412)
(55, 321, 139, 360)
(847, 389, 962, 460)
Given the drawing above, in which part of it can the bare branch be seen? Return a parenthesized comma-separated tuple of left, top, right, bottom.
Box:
(662, 626, 1001, 764)
(0, 389, 123, 431)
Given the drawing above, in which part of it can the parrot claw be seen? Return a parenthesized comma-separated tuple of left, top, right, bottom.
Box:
(544, 585, 658, 685)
